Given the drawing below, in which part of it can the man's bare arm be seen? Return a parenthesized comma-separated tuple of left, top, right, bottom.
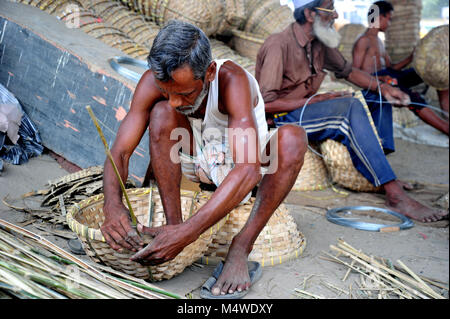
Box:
(101, 70, 163, 251)
(352, 36, 370, 70)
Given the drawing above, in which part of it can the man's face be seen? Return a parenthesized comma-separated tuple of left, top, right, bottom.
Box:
(379, 12, 393, 32)
(312, 0, 341, 48)
(155, 64, 211, 115)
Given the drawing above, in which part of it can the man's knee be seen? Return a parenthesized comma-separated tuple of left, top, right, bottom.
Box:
(149, 101, 177, 141)
(278, 125, 308, 162)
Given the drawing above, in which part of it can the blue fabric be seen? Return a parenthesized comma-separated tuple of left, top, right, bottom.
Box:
(274, 96, 396, 187)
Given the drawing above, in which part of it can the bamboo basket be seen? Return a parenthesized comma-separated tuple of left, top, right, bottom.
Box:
(413, 25, 449, 90)
(16, 0, 149, 60)
(320, 139, 381, 192)
(67, 188, 226, 281)
(385, 0, 422, 63)
(230, 29, 265, 61)
(199, 199, 306, 267)
(120, 0, 226, 37)
(337, 23, 366, 62)
(79, 0, 160, 49)
(244, 0, 294, 38)
(210, 38, 256, 75)
(216, 0, 247, 36)
(292, 146, 330, 191)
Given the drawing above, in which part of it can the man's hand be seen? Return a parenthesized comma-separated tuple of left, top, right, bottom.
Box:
(380, 83, 411, 106)
(100, 203, 144, 252)
(130, 223, 194, 266)
(312, 91, 353, 103)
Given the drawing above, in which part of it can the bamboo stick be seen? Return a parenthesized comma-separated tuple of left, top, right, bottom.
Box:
(330, 245, 430, 299)
(85, 105, 137, 226)
(335, 241, 444, 299)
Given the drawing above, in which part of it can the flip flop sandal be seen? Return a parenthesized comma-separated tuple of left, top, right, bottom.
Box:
(67, 238, 86, 255)
(200, 261, 262, 299)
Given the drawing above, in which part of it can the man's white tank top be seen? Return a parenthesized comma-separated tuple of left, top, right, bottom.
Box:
(190, 59, 268, 152)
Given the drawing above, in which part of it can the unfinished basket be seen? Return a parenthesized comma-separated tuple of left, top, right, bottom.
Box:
(413, 25, 449, 90)
(199, 199, 306, 267)
(320, 139, 381, 192)
(292, 146, 330, 191)
(67, 188, 226, 281)
(231, 29, 264, 61)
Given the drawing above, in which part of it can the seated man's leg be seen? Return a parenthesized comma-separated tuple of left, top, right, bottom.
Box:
(149, 100, 194, 225)
(211, 125, 307, 296)
(274, 97, 448, 222)
(275, 97, 396, 186)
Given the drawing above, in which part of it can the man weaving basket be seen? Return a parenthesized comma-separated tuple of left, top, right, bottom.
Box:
(101, 20, 307, 298)
(255, 0, 448, 223)
(352, 0, 449, 136)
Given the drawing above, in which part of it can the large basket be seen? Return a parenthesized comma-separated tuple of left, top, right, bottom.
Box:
(337, 23, 366, 61)
(199, 199, 306, 267)
(230, 29, 264, 61)
(413, 25, 449, 90)
(121, 0, 225, 37)
(67, 188, 225, 281)
(292, 146, 330, 191)
(320, 139, 381, 192)
(244, 0, 293, 38)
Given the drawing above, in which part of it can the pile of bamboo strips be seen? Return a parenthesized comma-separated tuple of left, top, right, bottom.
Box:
(3, 166, 135, 226)
(0, 219, 180, 299)
(321, 239, 447, 299)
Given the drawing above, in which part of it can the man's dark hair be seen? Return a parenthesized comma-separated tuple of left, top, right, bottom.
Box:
(370, 1, 394, 17)
(147, 20, 212, 82)
(293, 0, 324, 25)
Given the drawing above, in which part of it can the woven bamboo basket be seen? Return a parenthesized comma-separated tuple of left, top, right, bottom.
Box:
(244, 0, 294, 38)
(67, 188, 226, 281)
(292, 146, 330, 191)
(121, 0, 225, 37)
(413, 25, 449, 91)
(20, 0, 150, 60)
(385, 0, 422, 63)
(210, 38, 256, 75)
(320, 139, 381, 192)
(79, 0, 160, 49)
(216, 0, 247, 36)
(230, 29, 264, 61)
(338, 23, 366, 61)
(198, 198, 306, 267)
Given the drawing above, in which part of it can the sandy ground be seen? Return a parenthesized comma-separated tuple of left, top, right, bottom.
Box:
(0, 138, 448, 300)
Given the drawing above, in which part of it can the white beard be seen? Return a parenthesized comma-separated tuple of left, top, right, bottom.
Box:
(312, 16, 341, 49)
(175, 81, 209, 116)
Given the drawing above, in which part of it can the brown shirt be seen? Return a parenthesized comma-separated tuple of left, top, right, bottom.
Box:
(255, 22, 353, 103)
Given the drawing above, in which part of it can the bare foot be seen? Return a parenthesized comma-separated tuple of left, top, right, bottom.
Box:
(211, 249, 251, 296)
(386, 194, 448, 223)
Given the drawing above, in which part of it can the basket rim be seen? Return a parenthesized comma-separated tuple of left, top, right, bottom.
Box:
(66, 187, 212, 242)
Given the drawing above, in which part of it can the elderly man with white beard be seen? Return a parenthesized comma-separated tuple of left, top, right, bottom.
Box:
(255, 0, 449, 223)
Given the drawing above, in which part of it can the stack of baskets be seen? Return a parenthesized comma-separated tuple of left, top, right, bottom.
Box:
(16, 0, 149, 60)
(199, 198, 306, 267)
(337, 23, 366, 62)
(119, 0, 226, 37)
(230, 0, 293, 60)
(413, 24, 449, 91)
(67, 188, 226, 281)
(243, 0, 294, 38)
(385, 0, 422, 64)
(78, 0, 160, 50)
